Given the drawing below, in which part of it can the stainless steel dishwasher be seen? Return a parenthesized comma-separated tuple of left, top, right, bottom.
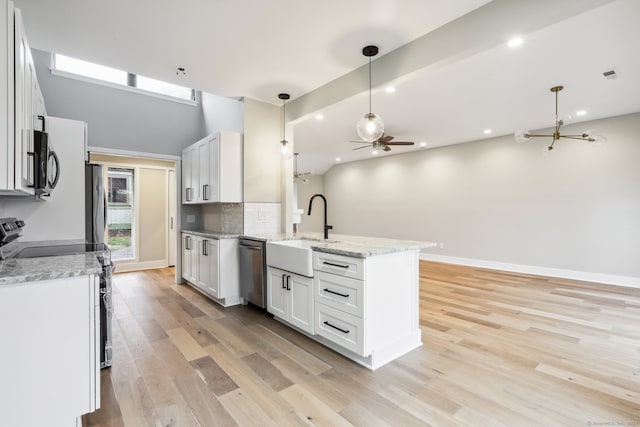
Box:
(239, 238, 267, 308)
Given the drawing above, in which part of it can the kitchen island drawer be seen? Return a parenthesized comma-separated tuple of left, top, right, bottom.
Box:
(315, 303, 365, 356)
(314, 271, 364, 317)
(313, 252, 364, 280)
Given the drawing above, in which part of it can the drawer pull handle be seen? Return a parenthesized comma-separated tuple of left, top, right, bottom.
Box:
(323, 321, 349, 334)
(322, 261, 349, 269)
(323, 288, 349, 298)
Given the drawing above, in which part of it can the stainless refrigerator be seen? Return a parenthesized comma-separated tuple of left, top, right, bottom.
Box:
(85, 164, 106, 245)
(85, 163, 113, 369)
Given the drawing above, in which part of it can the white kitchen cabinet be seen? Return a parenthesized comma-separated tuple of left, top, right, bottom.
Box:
(0, 275, 100, 426)
(267, 266, 314, 334)
(181, 233, 197, 284)
(181, 231, 241, 307)
(1, 0, 45, 196)
(312, 250, 422, 370)
(181, 144, 198, 203)
(181, 131, 242, 204)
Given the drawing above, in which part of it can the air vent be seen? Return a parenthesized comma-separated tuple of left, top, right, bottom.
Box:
(602, 69, 617, 80)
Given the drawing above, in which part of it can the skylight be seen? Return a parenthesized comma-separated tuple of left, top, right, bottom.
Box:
(53, 54, 195, 103)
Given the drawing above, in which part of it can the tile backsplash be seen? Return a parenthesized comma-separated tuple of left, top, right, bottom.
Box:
(243, 203, 281, 235)
(202, 203, 244, 234)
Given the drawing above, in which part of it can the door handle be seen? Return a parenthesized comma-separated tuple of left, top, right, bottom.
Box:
(203, 184, 209, 200)
(323, 321, 349, 334)
(322, 261, 349, 269)
(202, 240, 208, 256)
(323, 288, 349, 298)
(281, 274, 286, 289)
(286, 275, 291, 291)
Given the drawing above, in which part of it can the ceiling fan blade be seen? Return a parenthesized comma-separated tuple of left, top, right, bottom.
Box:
(379, 135, 394, 143)
(353, 144, 373, 151)
(385, 141, 414, 145)
(383, 146, 392, 152)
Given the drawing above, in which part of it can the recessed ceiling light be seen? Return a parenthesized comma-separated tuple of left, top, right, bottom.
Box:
(335, 157, 341, 162)
(372, 150, 378, 155)
(385, 86, 396, 94)
(419, 141, 427, 147)
(507, 37, 523, 48)
(315, 114, 324, 120)
(575, 110, 587, 116)
(483, 128, 492, 135)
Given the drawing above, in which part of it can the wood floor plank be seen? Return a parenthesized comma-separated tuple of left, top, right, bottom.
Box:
(279, 384, 354, 426)
(173, 372, 238, 427)
(190, 355, 239, 396)
(166, 327, 208, 362)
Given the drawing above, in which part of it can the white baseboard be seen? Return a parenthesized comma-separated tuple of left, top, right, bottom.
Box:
(114, 259, 167, 273)
(420, 253, 640, 289)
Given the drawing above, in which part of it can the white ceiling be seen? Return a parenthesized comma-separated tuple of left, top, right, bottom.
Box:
(13, 0, 640, 174)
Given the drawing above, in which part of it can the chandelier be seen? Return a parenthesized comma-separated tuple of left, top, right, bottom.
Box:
(514, 86, 606, 151)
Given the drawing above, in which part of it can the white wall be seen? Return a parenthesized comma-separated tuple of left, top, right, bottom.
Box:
(323, 113, 640, 281)
(201, 93, 244, 134)
(243, 98, 281, 203)
(296, 175, 325, 233)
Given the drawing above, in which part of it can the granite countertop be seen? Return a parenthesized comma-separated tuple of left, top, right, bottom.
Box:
(243, 232, 436, 258)
(181, 229, 241, 239)
(0, 253, 102, 286)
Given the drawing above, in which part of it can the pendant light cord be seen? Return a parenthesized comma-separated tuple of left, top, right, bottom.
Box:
(282, 98, 286, 141)
(368, 56, 372, 115)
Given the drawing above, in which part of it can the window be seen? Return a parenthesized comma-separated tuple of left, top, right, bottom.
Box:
(55, 54, 127, 85)
(52, 53, 196, 103)
(107, 168, 135, 261)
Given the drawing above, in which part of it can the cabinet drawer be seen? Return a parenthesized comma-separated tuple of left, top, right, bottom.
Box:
(314, 271, 364, 318)
(315, 303, 365, 356)
(313, 252, 364, 280)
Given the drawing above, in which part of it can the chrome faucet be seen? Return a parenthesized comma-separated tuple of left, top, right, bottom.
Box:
(308, 194, 333, 239)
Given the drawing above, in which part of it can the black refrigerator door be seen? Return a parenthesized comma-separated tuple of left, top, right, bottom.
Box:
(85, 164, 106, 245)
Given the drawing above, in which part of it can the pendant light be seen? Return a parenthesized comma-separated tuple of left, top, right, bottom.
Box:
(356, 45, 384, 143)
(279, 93, 290, 154)
(515, 86, 606, 151)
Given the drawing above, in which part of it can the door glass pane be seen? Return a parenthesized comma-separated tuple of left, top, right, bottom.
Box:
(107, 168, 135, 260)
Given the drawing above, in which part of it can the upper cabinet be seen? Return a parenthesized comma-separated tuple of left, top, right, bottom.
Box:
(1, 0, 45, 196)
(182, 130, 242, 204)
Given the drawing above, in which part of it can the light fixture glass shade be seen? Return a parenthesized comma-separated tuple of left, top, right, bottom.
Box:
(281, 140, 288, 154)
(356, 113, 384, 143)
(514, 129, 531, 143)
(584, 130, 607, 146)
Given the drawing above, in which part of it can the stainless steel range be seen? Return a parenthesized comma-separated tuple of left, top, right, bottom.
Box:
(0, 217, 114, 369)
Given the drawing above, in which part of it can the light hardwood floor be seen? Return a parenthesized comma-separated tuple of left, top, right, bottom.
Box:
(84, 261, 640, 427)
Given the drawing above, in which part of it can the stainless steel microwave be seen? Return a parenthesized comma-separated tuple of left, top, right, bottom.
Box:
(32, 116, 59, 196)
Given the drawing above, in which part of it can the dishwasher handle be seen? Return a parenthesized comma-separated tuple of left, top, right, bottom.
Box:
(240, 244, 262, 251)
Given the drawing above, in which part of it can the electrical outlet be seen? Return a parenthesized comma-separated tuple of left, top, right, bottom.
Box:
(439, 242, 445, 249)
(187, 215, 195, 223)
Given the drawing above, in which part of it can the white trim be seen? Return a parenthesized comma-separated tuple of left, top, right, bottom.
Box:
(50, 68, 199, 106)
(114, 259, 167, 273)
(87, 146, 181, 161)
(420, 253, 640, 289)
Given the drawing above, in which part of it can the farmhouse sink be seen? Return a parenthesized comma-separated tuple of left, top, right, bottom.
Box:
(266, 239, 317, 277)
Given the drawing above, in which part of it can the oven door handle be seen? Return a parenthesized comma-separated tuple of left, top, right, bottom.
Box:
(48, 150, 60, 189)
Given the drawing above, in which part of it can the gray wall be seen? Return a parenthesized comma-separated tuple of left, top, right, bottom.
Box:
(323, 113, 640, 278)
(32, 48, 205, 155)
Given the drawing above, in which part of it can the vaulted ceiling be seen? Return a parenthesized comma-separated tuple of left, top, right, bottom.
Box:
(15, 0, 640, 173)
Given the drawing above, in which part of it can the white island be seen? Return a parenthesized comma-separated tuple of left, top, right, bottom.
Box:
(247, 232, 435, 370)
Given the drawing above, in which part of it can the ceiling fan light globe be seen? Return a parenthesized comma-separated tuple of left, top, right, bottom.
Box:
(584, 130, 607, 146)
(357, 113, 384, 142)
(514, 129, 531, 143)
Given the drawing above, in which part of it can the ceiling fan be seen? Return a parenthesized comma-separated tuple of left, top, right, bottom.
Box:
(293, 153, 311, 183)
(350, 133, 414, 152)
